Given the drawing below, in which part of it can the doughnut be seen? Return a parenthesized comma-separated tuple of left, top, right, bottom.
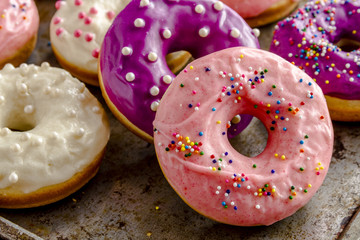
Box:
(270, 0, 360, 121)
(99, 0, 259, 142)
(0, 0, 39, 69)
(0, 63, 110, 208)
(222, 0, 300, 27)
(153, 47, 334, 226)
(50, 0, 131, 86)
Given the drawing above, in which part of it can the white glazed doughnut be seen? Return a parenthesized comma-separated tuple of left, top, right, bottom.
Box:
(50, 0, 131, 86)
(0, 63, 110, 208)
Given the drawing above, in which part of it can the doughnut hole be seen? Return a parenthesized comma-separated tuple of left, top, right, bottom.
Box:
(229, 116, 268, 157)
(4, 106, 36, 132)
(166, 51, 193, 75)
(335, 38, 360, 52)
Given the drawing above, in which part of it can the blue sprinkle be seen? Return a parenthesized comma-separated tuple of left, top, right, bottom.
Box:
(275, 110, 280, 114)
(280, 116, 285, 120)
(241, 178, 245, 182)
(283, 127, 287, 131)
(277, 100, 281, 104)
(267, 192, 271, 196)
(268, 92, 273, 96)
(212, 159, 217, 163)
(229, 160, 233, 163)
(230, 77, 234, 81)
(225, 152, 228, 156)
(222, 132, 226, 135)
(237, 184, 241, 188)
(226, 189, 230, 193)
(199, 132, 204, 136)
(212, 107, 216, 111)
(299, 78, 303, 82)
(308, 82, 312, 86)
(234, 206, 238, 210)
(300, 140, 304, 144)
(171, 141, 175, 144)
(188, 104, 193, 108)
(205, 67, 211, 72)
(310, 95, 314, 99)
(272, 121, 276, 124)
(227, 92, 231, 96)
(222, 202, 226, 206)
(271, 169, 275, 174)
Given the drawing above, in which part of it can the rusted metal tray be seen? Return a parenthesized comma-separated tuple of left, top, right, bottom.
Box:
(0, 1, 359, 239)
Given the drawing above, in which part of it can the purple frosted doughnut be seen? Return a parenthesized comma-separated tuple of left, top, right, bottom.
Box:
(99, 0, 259, 141)
(270, 1, 360, 100)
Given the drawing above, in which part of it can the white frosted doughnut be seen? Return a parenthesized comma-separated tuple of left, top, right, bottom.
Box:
(50, 0, 131, 85)
(0, 63, 110, 208)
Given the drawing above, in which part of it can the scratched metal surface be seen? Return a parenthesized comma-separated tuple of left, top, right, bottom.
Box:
(0, 1, 359, 239)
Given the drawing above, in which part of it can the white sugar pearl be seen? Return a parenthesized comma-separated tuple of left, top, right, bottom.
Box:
(345, 63, 351, 68)
(75, 128, 85, 137)
(195, 4, 205, 13)
(150, 86, 160, 96)
(24, 105, 34, 114)
(199, 27, 209, 37)
(252, 28, 260, 37)
(163, 75, 172, 84)
(0, 127, 10, 136)
(148, 52, 158, 62)
(41, 62, 50, 69)
(18, 83, 28, 94)
(0, 96, 4, 104)
(11, 143, 21, 153)
(231, 28, 240, 38)
(213, 1, 223, 11)
(140, 0, 150, 7)
(8, 172, 18, 183)
(20, 133, 31, 141)
(150, 101, 160, 111)
(162, 29, 172, 39)
(134, 18, 145, 27)
(122, 47, 133, 56)
(126, 72, 135, 82)
(255, 205, 260, 209)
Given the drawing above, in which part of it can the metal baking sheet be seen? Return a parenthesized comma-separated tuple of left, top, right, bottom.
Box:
(0, 0, 359, 239)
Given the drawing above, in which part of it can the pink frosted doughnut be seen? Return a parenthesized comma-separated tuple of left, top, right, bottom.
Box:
(222, 0, 300, 27)
(153, 47, 334, 226)
(0, 0, 39, 68)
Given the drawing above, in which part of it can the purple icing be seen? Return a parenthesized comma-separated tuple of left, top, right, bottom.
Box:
(270, 0, 360, 100)
(100, 0, 259, 137)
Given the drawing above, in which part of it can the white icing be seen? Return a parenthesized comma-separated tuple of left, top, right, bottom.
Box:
(0, 64, 109, 193)
(50, 0, 131, 74)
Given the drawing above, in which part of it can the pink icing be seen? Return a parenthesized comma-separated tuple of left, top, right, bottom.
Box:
(153, 47, 334, 226)
(0, 0, 39, 62)
(222, 0, 298, 19)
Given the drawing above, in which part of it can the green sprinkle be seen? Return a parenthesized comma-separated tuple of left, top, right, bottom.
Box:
(272, 85, 276, 88)
(305, 135, 309, 139)
(270, 127, 275, 131)
(300, 167, 304, 171)
(165, 147, 170, 151)
(266, 110, 270, 114)
(200, 151, 204, 155)
(264, 184, 269, 188)
(291, 186, 295, 190)
(195, 142, 199, 145)
(264, 69, 268, 73)
(288, 107, 293, 111)
(304, 189, 308, 193)
(224, 205, 228, 209)
(252, 164, 257, 168)
(219, 158, 223, 162)
(254, 105, 258, 109)
(180, 83, 184, 87)
(289, 196, 293, 200)
(218, 167, 221, 171)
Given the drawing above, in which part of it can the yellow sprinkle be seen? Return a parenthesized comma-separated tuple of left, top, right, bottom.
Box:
(238, 96, 241, 100)
(190, 66, 193, 70)
(316, 53, 319, 57)
(331, 63, 335, 67)
(147, 232, 152, 237)
(240, 54, 244, 58)
(274, 153, 279, 157)
(181, 147, 185, 151)
(155, 206, 159, 210)
(212, 167, 216, 171)
(320, 166, 324, 170)
(315, 167, 319, 170)
(1, 14, 5, 18)
(185, 137, 189, 140)
(272, 189, 276, 193)
(258, 189, 262, 192)
(318, 162, 322, 165)
(216, 120, 221, 124)
(313, 78, 317, 82)
(308, 184, 312, 188)
(187, 140, 191, 144)
(181, 144, 185, 147)
(190, 142, 194, 146)
(267, 104, 271, 107)
(261, 79, 265, 83)
(353, 30, 357, 34)
(347, 53, 350, 56)
(281, 155, 286, 160)
(275, 115, 279, 119)
(259, 193, 263, 196)
(297, 44, 302, 48)
(325, 80, 329, 84)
